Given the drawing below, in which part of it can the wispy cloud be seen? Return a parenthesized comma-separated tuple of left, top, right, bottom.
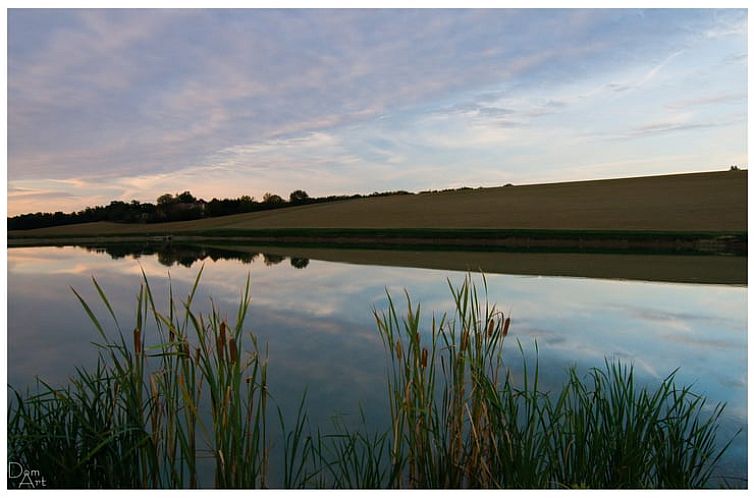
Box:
(605, 303, 745, 330)
(625, 119, 729, 138)
(702, 10, 747, 39)
(605, 114, 745, 141)
(606, 49, 684, 93)
(665, 92, 746, 110)
(9, 189, 76, 201)
(7, 8, 748, 215)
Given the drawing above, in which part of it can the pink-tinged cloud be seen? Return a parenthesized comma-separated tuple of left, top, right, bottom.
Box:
(8, 9, 747, 215)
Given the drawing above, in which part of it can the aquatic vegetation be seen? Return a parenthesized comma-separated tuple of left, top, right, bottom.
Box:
(7, 271, 737, 488)
(372, 276, 735, 488)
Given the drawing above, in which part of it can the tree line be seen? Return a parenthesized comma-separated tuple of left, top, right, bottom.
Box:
(8, 188, 413, 230)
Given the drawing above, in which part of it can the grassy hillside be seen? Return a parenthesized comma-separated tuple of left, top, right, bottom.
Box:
(9, 170, 747, 237)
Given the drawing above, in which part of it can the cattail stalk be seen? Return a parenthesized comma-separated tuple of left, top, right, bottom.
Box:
(217, 322, 227, 362)
(134, 328, 142, 355)
(149, 373, 160, 448)
(229, 338, 238, 364)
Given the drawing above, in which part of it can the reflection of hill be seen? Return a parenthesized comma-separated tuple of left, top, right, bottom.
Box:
(80, 242, 309, 270)
(204, 244, 746, 285)
(74, 241, 745, 284)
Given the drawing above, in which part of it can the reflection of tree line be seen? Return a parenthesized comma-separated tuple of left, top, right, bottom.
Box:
(81, 243, 309, 269)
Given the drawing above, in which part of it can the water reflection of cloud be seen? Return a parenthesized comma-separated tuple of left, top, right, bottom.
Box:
(718, 374, 747, 390)
(247, 306, 391, 428)
(514, 325, 567, 345)
(7, 246, 748, 479)
(607, 303, 744, 329)
(658, 333, 740, 350)
(9, 246, 145, 277)
(8, 281, 105, 388)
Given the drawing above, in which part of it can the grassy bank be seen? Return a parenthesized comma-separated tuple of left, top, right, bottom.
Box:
(7, 227, 748, 255)
(8, 272, 737, 489)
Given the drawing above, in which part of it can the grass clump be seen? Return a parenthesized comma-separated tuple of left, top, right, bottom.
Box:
(7, 272, 737, 488)
(9, 268, 272, 488)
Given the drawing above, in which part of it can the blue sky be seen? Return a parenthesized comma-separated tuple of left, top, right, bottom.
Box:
(7, 8, 747, 215)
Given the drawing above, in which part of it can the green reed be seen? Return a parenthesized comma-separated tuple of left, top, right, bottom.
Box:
(372, 275, 737, 489)
(7, 272, 737, 488)
(8, 268, 282, 488)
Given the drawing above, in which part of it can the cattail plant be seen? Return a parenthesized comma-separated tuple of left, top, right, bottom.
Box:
(7, 271, 737, 489)
(7, 268, 281, 488)
(371, 274, 735, 489)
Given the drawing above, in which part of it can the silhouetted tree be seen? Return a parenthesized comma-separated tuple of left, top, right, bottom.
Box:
(289, 190, 310, 204)
(262, 193, 285, 206)
(176, 191, 196, 203)
(290, 257, 310, 269)
(239, 195, 255, 212)
(157, 193, 175, 205)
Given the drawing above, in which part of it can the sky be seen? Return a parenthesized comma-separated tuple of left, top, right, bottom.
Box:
(7, 8, 748, 216)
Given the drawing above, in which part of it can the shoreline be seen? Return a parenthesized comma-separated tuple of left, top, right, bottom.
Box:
(7, 228, 747, 256)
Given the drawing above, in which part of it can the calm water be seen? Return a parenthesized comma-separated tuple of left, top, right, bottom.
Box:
(7, 244, 748, 485)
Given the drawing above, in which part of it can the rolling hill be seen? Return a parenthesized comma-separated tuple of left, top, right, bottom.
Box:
(9, 170, 747, 238)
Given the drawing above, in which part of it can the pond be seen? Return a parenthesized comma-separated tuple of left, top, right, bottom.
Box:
(7, 243, 748, 486)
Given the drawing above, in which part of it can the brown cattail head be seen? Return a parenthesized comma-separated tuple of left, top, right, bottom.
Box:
(395, 340, 403, 360)
(150, 373, 159, 402)
(194, 347, 201, 363)
(487, 319, 495, 338)
(461, 329, 469, 351)
(216, 337, 222, 360)
(229, 338, 238, 364)
(182, 341, 190, 357)
(421, 348, 428, 369)
(503, 317, 511, 337)
(218, 322, 228, 360)
(134, 328, 142, 355)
